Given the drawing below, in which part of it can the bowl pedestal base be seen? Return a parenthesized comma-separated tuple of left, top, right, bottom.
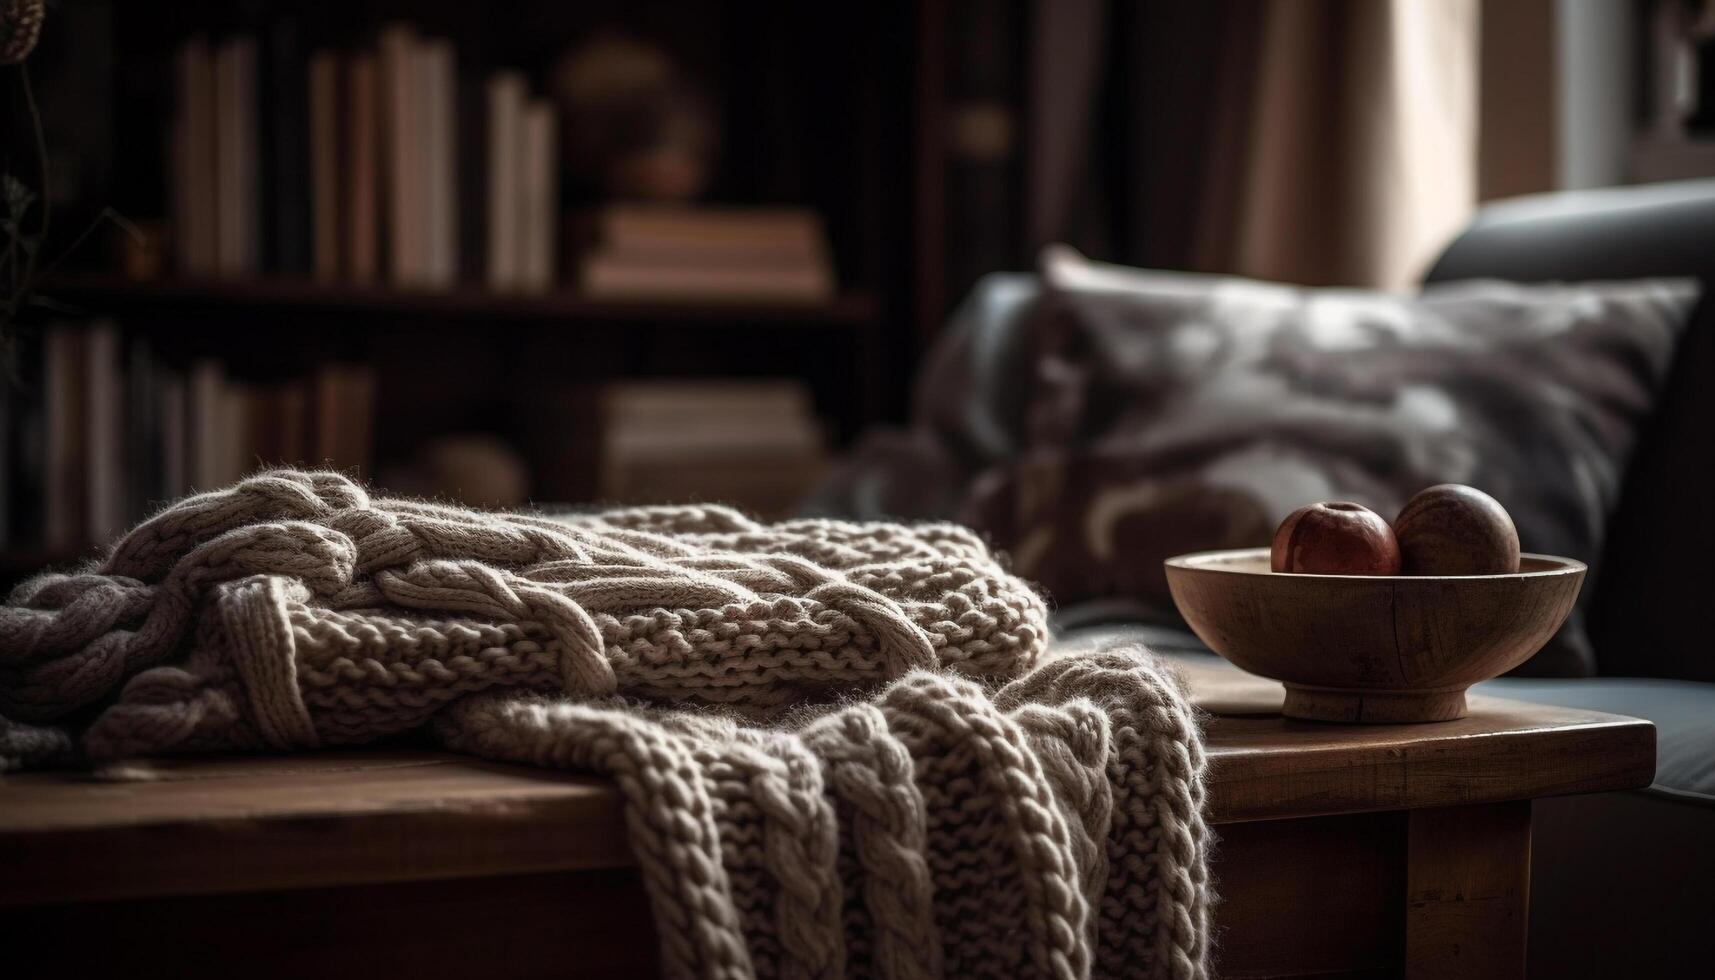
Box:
(1282, 685, 1469, 724)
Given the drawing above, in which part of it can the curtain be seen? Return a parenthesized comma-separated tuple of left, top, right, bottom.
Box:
(1028, 0, 1480, 290)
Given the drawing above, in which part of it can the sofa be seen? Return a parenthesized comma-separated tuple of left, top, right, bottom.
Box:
(1413, 178, 1713, 978)
(1087, 181, 1715, 979)
(819, 178, 1715, 978)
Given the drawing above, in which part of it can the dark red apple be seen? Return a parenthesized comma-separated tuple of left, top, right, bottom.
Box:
(1394, 484, 1520, 575)
(1270, 502, 1401, 575)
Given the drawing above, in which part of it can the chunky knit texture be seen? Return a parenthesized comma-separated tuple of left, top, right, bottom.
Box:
(0, 470, 1212, 979)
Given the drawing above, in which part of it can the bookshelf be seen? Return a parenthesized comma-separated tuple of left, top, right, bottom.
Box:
(1, 0, 953, 586)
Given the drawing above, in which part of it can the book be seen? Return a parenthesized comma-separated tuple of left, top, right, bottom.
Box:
(308, 49, 342, 282)
(580, 257, 833, 301)
(411, 42, 437, 285)
(602, 380, 816, 420)
(83, 322, 123, 544)
(484, 71, 526, 289)
(344, 53, 380, 284)
(599, 381, 826, 518)
(159, 371, 188, 504)
(576, 206, 835, 301)
(378, 24, 421, 286)
(519, 99, 558, 292)
(218, 383, 253, 484)
(44, 326, 86, 550)
(188, 359, 226, 491)
(417, 38, 458, 287)
(247, 381, 309, 469)
(338, 366, 376, 475)
(3, 339, 381, 551)
(597, 207, 829, 254)
(310, 363, 376, 473)
(279, 381, 309, 467)
(173, 37, 217, 275)
(311, 364, 341, 467)
(123, 340, 158, 526)
(213, 35, 260, 276)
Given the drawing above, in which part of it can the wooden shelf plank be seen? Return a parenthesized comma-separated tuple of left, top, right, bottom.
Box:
(43, 274, 878, 327)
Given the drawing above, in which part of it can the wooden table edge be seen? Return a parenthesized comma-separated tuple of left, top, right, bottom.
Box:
(1205, 713, 1657, 823)
(0, 696, 1658, 908)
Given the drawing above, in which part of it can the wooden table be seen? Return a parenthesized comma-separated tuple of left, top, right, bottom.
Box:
(0, 657, 1653, 979)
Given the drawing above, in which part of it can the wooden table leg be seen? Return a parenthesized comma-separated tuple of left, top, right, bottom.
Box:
(1406, 800, 1532, 979)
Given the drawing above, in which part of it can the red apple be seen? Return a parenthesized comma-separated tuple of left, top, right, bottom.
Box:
(1271, 502, 1401, 575)
(1394, 484, 1520, 575)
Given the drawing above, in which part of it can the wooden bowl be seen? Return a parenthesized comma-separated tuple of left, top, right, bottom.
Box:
(1164, 548, 1585, 723)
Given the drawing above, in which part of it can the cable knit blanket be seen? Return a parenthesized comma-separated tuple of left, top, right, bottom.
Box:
(0, 470, 1212, 979)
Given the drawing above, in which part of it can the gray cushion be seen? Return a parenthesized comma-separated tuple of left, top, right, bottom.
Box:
(817, 260, 1701, 677)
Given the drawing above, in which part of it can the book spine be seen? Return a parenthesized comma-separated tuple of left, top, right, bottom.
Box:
(519, 99, 557, 292)
(277, 381, 308, 466)
(311, 362, 341, 468)
(214, 36, 261, 276)
(345, 53, 380, 284)
(340, 365, 377, 476)
(212, 40, 237, 275)
(83, 322, 122, 543)
(175, 37, 217, 275)
(420, 39, 458, 287)
(220, 383, 252, 484)
(159, 373, 188, 502)
(44, 325, 86, 550)
(236, 37, 261, 274)
(410, 42, 437, 286)
(378, 24, 420, 287)
(188, 359, 225, 491)
(308, 49, 342, 282)
(485, 72, 525, 290)
(125, 338, 161, 525)
(601, 206, 825, 252)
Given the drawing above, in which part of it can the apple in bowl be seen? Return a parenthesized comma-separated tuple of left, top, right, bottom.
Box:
(1393, 484, 1520, 575)
(1270, 502, 1401, 576)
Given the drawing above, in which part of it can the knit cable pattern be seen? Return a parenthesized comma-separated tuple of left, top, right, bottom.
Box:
(0, 469, 1211, 979)
(437, 644, 1212, 980)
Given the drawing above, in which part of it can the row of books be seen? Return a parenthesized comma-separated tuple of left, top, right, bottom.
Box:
(599, 380, 827, 519)
(171, 22, 558, 291)
(578, 207, 836, 302)
(0, 323, 375, 551)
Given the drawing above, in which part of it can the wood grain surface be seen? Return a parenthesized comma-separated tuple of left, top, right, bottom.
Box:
(1404, 801, 1532, 979)
(1178, 656, 1656, 823)
(1165, 548, 1585, 721)
(0, 655, 1652, 909)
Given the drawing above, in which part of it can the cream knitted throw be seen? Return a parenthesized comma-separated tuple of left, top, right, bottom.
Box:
(0, 470, 1212, 979)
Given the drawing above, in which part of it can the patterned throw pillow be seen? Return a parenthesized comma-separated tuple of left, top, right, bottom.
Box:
(814, 249, 1699, 676)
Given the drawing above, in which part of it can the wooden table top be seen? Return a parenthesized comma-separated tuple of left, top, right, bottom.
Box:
(0, 655, 1654, 909)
